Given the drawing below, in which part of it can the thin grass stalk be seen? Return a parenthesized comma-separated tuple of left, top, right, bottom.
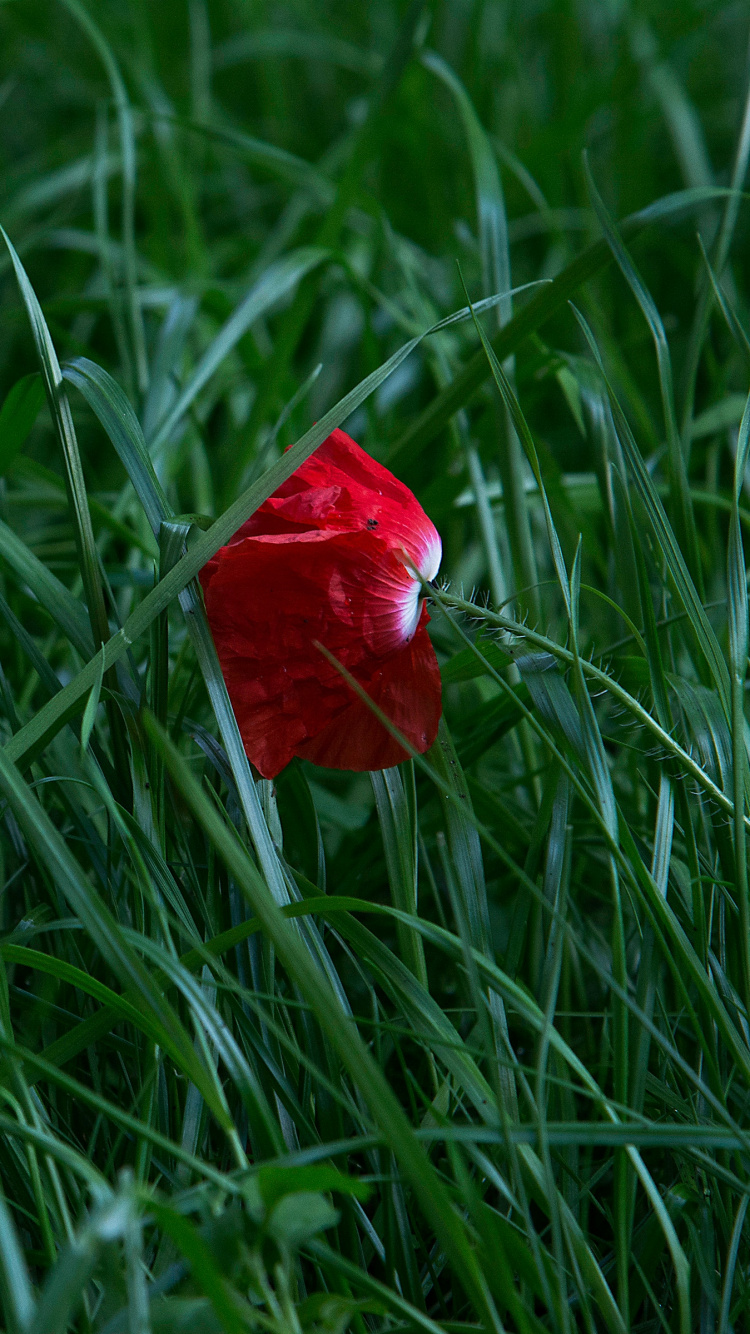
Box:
(422, 49, 540, 621)
(370, 767, 429, 991)
(728, 393, 750, 1020)
(679, 38, 750, 446)
(583, 155, 703, 594)
(59, 0, 149, 394)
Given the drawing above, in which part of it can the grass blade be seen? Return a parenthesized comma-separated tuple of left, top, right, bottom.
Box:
(145, 712, 504, 1332)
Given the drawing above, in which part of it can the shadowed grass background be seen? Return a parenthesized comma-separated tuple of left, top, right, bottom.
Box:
(0, 1, 749, 1330)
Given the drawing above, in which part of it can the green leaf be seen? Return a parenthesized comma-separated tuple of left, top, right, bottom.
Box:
(146, 1202, 249, 1334)
(267, 1193, 340, 1250)
(441, 638, 512, 683)
(257, 1163, 371, 1207)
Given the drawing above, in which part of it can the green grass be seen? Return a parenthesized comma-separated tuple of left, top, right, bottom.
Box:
(0, 0, 749, 1330)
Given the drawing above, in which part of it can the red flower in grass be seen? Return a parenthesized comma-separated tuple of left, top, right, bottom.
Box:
(200, 429, 442, 779)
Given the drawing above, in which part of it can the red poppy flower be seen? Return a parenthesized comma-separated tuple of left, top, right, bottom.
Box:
(200, 429, 442, 779)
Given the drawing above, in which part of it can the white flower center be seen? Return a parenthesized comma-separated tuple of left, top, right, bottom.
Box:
(397, 533, 442, 642)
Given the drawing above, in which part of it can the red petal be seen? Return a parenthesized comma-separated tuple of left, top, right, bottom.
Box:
(226, 430, 441, 580)
(200, 428, 443, 777)
(294, 619, 442, 772)
(201, 529, 438, 777)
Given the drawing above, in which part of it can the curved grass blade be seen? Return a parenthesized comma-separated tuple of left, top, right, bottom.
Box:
(147, 112, 335, 202)
(0, 520, 93, 660)
(62, 357, 168, 535)
(0, 227, 110, 653)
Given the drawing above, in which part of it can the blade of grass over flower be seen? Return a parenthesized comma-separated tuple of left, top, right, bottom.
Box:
(3, 288, 528, 770)
(145, 712, 504, 1333)
(72, 353, 431, 1005)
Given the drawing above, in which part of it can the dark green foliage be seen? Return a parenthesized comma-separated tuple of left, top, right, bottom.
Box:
(0, 1, 749, 1330)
